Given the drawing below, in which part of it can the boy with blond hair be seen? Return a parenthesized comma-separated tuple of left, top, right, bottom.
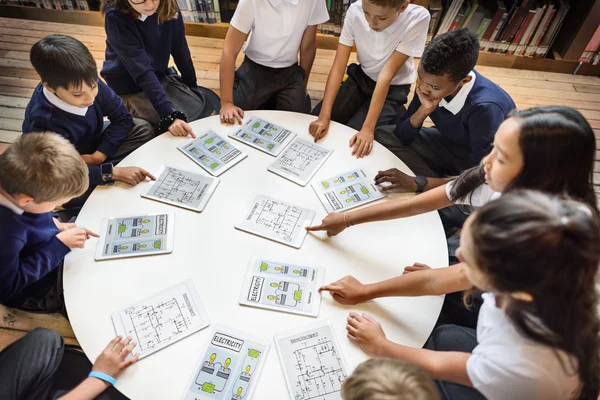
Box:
(342, 358, 440, 400)
(0, 133, 98, 314)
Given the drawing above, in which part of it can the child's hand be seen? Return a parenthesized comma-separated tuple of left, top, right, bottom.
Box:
(416, 86, 442, 114)
(169, 119, 196, 138)
(81, 151, 108, 166)
(347, 312, 388, 357)
(220, 102, 244, 125)
(53, 218, 77, 232)
(375, 168, 418, 193)
(319, 275, 370, 305)
(305, 212, 346, 236)
(113, 167, 156, 186)
(309, 116, 330, 142)
(92, 336, 139, 380)
(403, 262, 431, 275)
(57, 227, 100, 249)
(349, 127, 374, 158)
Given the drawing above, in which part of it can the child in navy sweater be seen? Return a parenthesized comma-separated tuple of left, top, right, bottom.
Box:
(23, 35, 156, 192)
(100, 0, 218, 137)
(0, 133, 97, 314)
(374, 29, 515, 192)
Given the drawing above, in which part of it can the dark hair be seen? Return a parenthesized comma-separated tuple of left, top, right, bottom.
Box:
(469, 191, 600, 399)
(450, 106, 598, 213)
(100, 0, 179, 22)
(420, 28, 479, 82)
(30, 34, 97, 91)
(366, 0, 407, 7)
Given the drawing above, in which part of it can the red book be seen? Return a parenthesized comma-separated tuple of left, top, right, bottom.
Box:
(508, 11, 534, 54)
(480, 6, 505, 51)
(482, 7, 504, 41)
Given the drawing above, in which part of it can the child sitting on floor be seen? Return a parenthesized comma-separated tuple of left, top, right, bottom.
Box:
(343, 191, 600, 399)
(100, 0, 219, 136)
(0, 133, 97, 315)
(23, 34, 155, 200)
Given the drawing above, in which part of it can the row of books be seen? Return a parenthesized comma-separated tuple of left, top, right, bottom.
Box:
(0, 0, 91, 10)
(317, 0, 352, 36)
(579, 23, 600, 65)
(428, 0, 571, 58)
(179, 0, 220, 23)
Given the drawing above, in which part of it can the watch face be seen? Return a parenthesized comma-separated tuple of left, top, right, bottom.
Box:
(416, 176, 427, 186)
(100, 163, 113, 175)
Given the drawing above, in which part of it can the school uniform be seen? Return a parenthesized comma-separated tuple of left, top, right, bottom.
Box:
(22, 81, 154, 187)
(438, 181, 501, 329)
(0, 328, 128, 399)
(0, 194, 68, 314)
(101, 8, 218, 129)
(375, 70, 516, 177)
(229, 0, 329, 113)
(312, 1, 430, 130)
(425, 293, 580, 400)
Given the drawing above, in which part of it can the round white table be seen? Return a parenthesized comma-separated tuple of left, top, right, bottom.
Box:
(64, 110, 448, 400)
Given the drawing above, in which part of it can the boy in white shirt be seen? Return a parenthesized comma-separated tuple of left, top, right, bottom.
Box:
(310, 0, 429, 158)
(219, 0, 329, 124)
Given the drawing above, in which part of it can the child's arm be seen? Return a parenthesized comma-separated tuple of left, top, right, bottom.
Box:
(375, 168, 453, 193)
(319, 263, 470, 305)
(58, 336, 139, 400)
(347, 312, 472, 386)
(309, 43, 353, 141)
(104, 15, 194, 139)
(349, 51, 409, 159)
(93, 81, 134, 161)
(105, 15, 174, 120)
(0, 232, 71, 302)
(306, 183, 453, 236)
(467, 103, 507, 168)
(299, 25, 318, 89)
(219, 26, 248, 125)
(171, 11, 198, 88)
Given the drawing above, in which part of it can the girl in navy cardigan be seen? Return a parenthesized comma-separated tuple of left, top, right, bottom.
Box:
(100, 0, 219, 137)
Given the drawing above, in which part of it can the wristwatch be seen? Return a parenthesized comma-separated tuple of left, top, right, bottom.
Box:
(100, 163, 114, 184)
(415, 175, 428, 193)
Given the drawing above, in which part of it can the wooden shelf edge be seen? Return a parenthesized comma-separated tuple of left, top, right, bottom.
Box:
(1, 5, 599, 75)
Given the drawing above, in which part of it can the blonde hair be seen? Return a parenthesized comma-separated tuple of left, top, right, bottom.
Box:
(0, 132, 88, 202)
(342, 359, 440, 400)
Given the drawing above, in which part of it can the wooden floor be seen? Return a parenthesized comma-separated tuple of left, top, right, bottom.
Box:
(0, 16, 599, 349)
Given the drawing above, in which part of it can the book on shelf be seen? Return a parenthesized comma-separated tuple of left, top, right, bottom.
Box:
(428, 0, 571, 58)
(427, 0, 444, 41)
(579, 23, 600, 64)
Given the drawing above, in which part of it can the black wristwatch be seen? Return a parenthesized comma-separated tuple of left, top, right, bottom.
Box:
(415, 175, 428, 193)
(100, 163, 114, 184)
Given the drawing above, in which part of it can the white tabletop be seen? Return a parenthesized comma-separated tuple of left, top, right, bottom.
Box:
(63, 110, 448, 400)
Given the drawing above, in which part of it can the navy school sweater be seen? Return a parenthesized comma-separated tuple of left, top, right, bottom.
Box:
(394, 70, 516, 167)
(0, 204, 70, 305)
(22, 80, 133, 186)
(101, 8, 197, 119)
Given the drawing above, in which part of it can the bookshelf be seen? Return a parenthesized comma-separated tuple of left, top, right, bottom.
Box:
(0, 0, 599, 76)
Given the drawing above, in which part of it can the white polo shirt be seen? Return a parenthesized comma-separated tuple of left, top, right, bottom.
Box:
(467, 293, 580, 400)
(440, 71, 477, 114)
(230, 0, 329, 69)
(339, 1, 429, 85)
(445, 180, 500, 207)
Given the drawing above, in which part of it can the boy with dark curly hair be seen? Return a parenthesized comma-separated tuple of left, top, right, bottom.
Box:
(374, 29, 515, 195)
